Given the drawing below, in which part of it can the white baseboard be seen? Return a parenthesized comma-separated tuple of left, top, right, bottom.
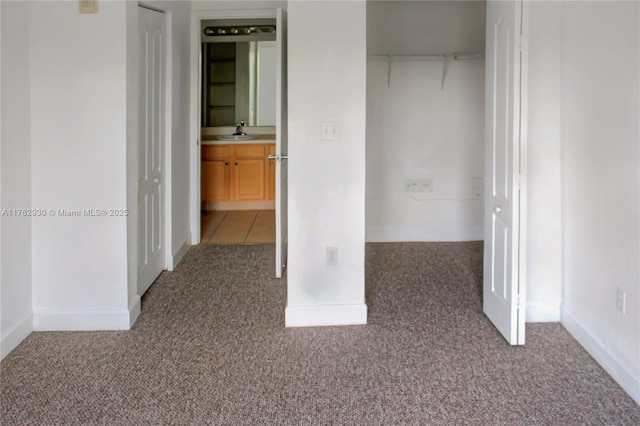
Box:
(33, 307, 134, 331)
(285, 303, 367, 327)
(129, 296, 141, 327)
(526, 302, 561, 322)
(1, 313, 33, 360)
(562, 307, 640, 405)
(366, 226, 483, 242)
(168, 234, 191, 271)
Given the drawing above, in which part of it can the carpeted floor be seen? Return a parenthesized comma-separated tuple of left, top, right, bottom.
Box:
(1, 242, 638, 424)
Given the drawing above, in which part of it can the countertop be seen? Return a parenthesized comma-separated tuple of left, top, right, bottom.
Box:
(201, 134, 276, 145)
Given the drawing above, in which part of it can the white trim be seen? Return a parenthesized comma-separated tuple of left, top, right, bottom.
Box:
(285, 304, 368, 327)
(562, 307, 640, 405)
(189, 8, 278, 245)
(129, 296, 141, 328)
(366, 226, 483, 243)
(163, 8, 173, 272)
(1, 313, 33, 360)
(33, 308, 134, 331)
(189, 10, 202, 244)
(525, 302, 560, 322)
(168, 234, 191, 271)
(517, 0, 530, 345)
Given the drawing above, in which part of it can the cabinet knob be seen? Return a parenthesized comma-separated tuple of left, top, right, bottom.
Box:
(225, 162, 228, 166)
(235, 162, 238, 166)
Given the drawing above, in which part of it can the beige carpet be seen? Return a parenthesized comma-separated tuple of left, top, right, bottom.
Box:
(1, 242, 638, 424)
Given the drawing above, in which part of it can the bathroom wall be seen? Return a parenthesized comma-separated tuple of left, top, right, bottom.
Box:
(366, 1, 486, 242)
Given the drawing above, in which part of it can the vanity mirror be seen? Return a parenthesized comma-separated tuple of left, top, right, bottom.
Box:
(201, 19, 277, 128)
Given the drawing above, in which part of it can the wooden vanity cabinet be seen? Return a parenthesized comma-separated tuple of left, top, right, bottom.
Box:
(233, 145, 266, 201)
(201, 143, 275, 210)
(201, 146, 230, 202)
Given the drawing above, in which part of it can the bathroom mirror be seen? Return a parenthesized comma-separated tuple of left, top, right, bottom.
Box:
(201, 40, 277, 128)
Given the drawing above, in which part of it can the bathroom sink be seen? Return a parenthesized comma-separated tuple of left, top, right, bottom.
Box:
(217, 134, 258, 141)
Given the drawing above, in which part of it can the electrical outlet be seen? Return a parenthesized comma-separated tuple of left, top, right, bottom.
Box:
(616, 287, 626, 315)
(326, 247, 339, 266)
(321, 122, 341, 141)
(405, 179, 433, 193)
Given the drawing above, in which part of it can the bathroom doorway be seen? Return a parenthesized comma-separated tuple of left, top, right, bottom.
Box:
(190, 8, 288, 277)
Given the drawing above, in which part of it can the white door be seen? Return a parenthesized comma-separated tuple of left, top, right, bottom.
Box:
(483, 0, 526, 345)
(138, 6, 166, 295)
(274, 8, 288, 278)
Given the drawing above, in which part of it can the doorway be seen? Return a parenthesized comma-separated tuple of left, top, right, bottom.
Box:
(365, 0, 526, 344)
(198, 20, 277, 247)
(190, 8, 288, 277)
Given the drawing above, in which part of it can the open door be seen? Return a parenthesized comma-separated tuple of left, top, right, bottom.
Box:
(138, 5, 166, 295)
(274, 8, 288, 278)
(483, 0, 526, 345)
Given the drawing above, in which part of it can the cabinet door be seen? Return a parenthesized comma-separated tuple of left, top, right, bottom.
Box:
(233, 159, 265, 200)
(266, 144, 276, 200)
(202, 160, 230, 203)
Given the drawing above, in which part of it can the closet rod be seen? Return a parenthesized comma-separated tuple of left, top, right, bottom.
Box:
(368, 53, 485, 61)
(368, 53, 485, 89)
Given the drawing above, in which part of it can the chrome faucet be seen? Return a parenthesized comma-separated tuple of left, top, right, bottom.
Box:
(233, 120, 246, 136)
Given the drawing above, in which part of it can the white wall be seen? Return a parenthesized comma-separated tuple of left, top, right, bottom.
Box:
(0, 0, 192, 336)
(559, 1, 640, 404)
(1, 0, 33, 359)
(366, 1, 486, 242)
(162, 1, 193, 265)
(525, 1, 563, 322)
(286, 0, 367, 326)
(29, 1, 132, 330)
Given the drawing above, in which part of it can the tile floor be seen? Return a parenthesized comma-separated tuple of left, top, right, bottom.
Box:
(201, 210, 275, 245)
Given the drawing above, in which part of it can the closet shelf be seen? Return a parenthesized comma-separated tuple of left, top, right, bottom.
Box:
(368, 52, 485, 89)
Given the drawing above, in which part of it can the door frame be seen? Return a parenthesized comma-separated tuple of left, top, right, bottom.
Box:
(189, 8, 278, 244)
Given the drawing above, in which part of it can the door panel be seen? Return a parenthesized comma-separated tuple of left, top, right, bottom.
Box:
(275, 8, 288, 278)
(233, 159, 265, 200)
(484, 0, 525, 345)
(201, 160, 230, 202)
(138, 6, 166, 295)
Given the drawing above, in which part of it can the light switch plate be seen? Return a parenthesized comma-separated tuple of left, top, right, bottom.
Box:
(79, 0, 99, 14)
(321, 122, 341, 141)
